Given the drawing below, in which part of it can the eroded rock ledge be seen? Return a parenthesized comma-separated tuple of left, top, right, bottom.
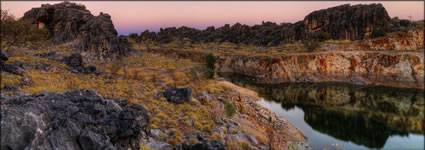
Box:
(1, 89, 150, 150)
(217, 50, 424, 89)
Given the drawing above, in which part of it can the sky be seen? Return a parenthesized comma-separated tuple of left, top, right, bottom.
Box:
(1, 1, 424, 35)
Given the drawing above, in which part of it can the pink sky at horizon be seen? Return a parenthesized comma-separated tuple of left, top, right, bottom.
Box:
(2, 1, 424, 35)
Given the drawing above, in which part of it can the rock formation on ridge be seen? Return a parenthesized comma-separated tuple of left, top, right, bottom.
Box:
(22, 2, 131, 58)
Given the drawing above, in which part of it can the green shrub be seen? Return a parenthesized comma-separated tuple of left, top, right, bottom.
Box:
(129, 33, 139, 39)
(303, 40, 321, 52)
(372, 29, 386, 38)
(399, 19, 412, 27)
(1, 10, 51, 51)
(204, 53, 216, 79)
(225, 101, 236, 117)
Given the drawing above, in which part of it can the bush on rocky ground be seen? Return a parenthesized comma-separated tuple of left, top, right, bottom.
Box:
(205, 53, 216, 79)
(372, 29, 387, 38)
(225, 101, 237, 117)
(1, 10, 50, 51)
(303, 40, 321, 52)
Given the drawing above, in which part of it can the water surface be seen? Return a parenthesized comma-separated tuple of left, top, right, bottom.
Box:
(220, 73, 424, 150)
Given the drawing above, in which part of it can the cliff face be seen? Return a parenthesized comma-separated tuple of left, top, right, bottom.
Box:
(22, 2, 131, 58)
(217, 51, 424, 89)
(304, 4, 391, 40)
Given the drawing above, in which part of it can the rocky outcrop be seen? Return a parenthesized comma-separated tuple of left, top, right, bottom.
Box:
(35, 51, 100, 74)
(144, 47, 424, 89)
(77, 13, 131, 58)
(22, 2, 131, 58)
(138, 3, 404, 46)
(62, 53, 100, 74)
(161, 87, 193, 104)
(354, 28, 424, 51)
(304, 3, 391, 40)
(319, 28, 424, 52)
(1, 89, 150, 150)
(217, 51, 424, 89)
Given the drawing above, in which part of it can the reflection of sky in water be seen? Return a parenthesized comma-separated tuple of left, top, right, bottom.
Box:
(258, 99, 424, 150)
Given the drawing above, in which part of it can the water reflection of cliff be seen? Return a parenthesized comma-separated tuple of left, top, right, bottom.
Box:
(220, 72, 424, 148)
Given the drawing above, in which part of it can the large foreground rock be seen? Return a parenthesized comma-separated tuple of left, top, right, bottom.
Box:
(1, 89, 150, 150)
(22, 2, 131, 58)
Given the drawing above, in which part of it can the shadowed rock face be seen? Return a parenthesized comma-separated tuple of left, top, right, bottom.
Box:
(22, 2, 131, 58)
(304, 3, 391, 40)
(1, 89, 150, 150)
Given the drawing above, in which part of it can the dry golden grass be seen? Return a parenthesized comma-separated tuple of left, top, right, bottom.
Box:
(1, 43, 248, 147)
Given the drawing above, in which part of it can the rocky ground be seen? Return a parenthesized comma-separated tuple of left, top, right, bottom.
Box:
(2, 2, 423, 150)
(145, 27, 424, 89)
(1, 43, 307, 150)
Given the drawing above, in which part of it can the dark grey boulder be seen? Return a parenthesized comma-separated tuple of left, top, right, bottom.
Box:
(34, 51, 64, 61)
(62, 53, 100, 75)
(176, 140, 225, 150)
(1, 85, 19, 92)
(163, 87, 193, 104)
(63, 53, 84, 68)
(1, 89, 150, 150)
(0, 49, 8, 65)
(1, 63, 25, 75)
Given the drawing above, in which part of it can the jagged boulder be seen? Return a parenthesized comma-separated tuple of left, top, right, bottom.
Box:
(176, 140, 226, 150)
(22, 2, 131, 58)
(162, 87, 193, 104)
(77, 13, 131, 58)
(304, 3, 391, 40)
(0, 50, 9, 65)
(62, 53, 99, 74)
(1, 61, 26, 75)
(1, 89, 150, 150)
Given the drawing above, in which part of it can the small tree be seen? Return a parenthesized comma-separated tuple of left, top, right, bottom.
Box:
(128, 33, 139, 40)
(303, 40, 321, 52)
(205, 53, 216, 79)
(225, 101, 236, 117)
(372, 29, 386, 38)
(1, 10, 50, 51)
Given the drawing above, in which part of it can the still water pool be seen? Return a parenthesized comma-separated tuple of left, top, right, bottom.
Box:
(220, 73, 424, 150)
